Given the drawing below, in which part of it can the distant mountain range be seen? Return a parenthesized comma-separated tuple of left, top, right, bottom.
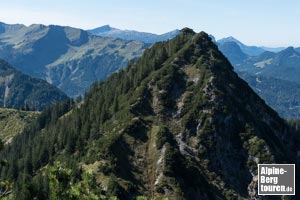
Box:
(0, 22, 147, 97)
(218, 36, 265, 56)
(245, 47, 300, 83)
(218, 38, 300, 118)
(88, 25, 180, 43)
(217, 36, 285, 56)
(88, 26, 287, 55)
(219, 41, 300, 84)
(1, 21, 300, 118)
(0, 59, 68, 110)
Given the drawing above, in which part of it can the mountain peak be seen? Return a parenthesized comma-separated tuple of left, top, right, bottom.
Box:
(88, 24, 113, 34)
(218, 41, 247, 66)
(180, 27, 195, 35)
(285, 46, 295, 51)
(278, 46, 299, 56)
(218, 36, 240, 44)
(88, 25, 180, 43)
(1, 27, 298, 200)
(96, 24, 112, 31)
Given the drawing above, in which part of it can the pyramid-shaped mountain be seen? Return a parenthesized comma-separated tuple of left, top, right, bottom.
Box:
(218, 41, 248, 67)
(0, 28, 299, 199)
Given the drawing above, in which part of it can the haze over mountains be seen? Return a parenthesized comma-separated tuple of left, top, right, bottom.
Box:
(88, 25, 180, 43)
(217, 36, 285, 56)
(0, 22, 146, 97)
(1, 29, 299, 199)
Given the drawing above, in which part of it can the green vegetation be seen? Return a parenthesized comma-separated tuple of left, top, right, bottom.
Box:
(155, 126, 174, 150)
(0, 107, 39, 143)
(0, 29, 298, 199)
(0, 139, 12, 199)
(48, 162, 103, 200)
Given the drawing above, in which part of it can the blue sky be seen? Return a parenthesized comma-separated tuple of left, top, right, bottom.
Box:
(0, 0, 299, 47)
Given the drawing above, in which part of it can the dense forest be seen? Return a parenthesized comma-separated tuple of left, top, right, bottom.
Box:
(0, 29, 299, 199)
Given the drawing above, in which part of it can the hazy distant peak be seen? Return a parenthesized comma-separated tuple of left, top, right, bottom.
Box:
(218, 36, 265, 56)
(88, 24, 114, 33)
(277, 46, 300, 58)
(279, 46, 297, 53)
(218, 36, 241, 44)
(30, 24, 47, 29)
(0, 21, 26, 33)
(285, 46, 295, 50)
(88, 25, 180, 43)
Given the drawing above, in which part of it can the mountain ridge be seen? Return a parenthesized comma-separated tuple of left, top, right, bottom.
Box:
(88, 25, 180, 43)
(1, 28, 299, 199)
(0, 22, 147, 97)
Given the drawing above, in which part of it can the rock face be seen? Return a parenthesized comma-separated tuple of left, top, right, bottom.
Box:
(1, 29, 299, 199)
(0, 59, 68, 110)
(0, 22, 146, 97)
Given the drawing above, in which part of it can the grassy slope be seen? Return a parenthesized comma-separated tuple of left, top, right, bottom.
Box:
(0, 107, 39, 143)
